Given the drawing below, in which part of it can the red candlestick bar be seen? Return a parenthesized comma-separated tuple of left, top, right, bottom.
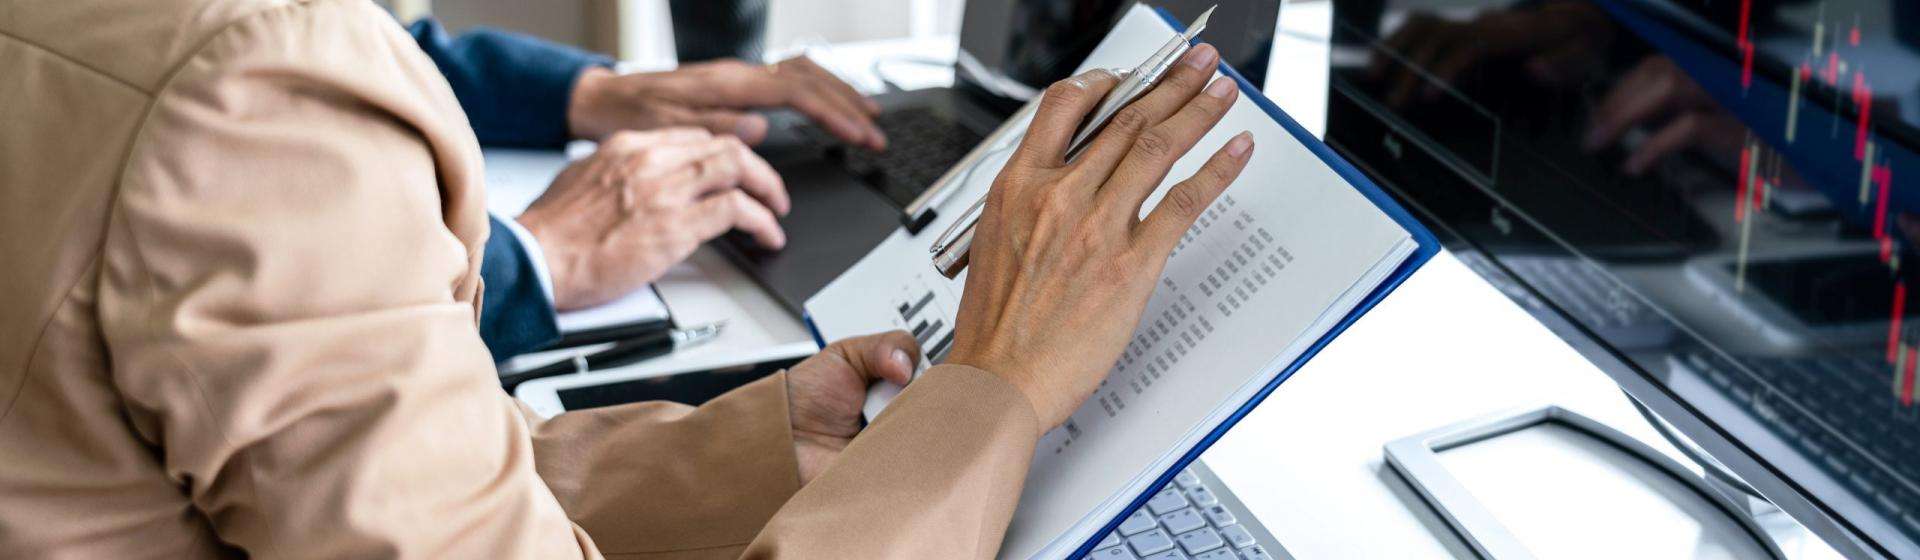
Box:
(1906, 351, 1917, 406)
(1891, 282, 1907, 363)
(1736, 145, 1753, 222)
(1875, 158, 1892, 236)
(1737, 0, 1753, 87)
(1855, 75, 1873, 160)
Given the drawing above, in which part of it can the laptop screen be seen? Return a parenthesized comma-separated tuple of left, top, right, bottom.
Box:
(956, 1, 1283, 101)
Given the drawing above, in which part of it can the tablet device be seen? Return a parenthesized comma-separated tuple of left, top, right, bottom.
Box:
(514, 345, 811, 417)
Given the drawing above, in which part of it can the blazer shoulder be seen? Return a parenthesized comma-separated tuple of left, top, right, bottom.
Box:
(0, 0, 368, 93)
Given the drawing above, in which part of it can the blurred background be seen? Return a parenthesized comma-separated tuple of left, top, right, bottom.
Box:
(379, 0, 966, 68)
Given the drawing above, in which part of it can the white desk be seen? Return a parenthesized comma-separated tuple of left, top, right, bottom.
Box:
(479, 15, 1842, 556)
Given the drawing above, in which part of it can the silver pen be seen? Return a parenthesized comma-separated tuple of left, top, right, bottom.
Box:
(930, 6, 1214, 278)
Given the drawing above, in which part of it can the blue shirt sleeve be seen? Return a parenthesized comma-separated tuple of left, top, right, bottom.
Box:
(408, 18, 613, 148)
(479, 214, 562, 361)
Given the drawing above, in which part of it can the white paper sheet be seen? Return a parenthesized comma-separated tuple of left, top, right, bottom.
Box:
(555, 286, 672, 333)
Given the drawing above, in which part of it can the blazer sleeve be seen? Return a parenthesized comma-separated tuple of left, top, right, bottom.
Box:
(408, 18, 612, 148)
(99, 1, 599, 557)
(480, 212, 562, 360)
(741, 364, 1043, 559)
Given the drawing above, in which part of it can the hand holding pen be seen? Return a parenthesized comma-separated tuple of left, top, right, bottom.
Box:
(931, 6, 1216, 278)
(941, 43, 1255, 430)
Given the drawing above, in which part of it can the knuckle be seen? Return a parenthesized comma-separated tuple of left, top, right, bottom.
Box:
(1042, 79, 1088, 109)
(1165, 184, 1204, 217)
(1204, 159, 1237, 185)
(1134, 127, 1177, 160)
(606, 130, 646, 149)
(1111, 106, 1153, 134)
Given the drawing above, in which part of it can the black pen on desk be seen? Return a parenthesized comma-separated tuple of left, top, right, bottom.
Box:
(500, 322, 726, 394)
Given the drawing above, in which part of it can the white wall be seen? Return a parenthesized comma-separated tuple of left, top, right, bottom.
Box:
(764, 0, 962, 51)
(397, 0, 966, 64)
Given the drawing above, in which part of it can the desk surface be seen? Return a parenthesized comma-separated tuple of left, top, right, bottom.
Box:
(480, 6, 1842, 555)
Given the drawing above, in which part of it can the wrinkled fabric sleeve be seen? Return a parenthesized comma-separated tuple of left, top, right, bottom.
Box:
(521, 373, 804, 559)
(101, 1, 601, 557)
(407, 18, 612, 148)
(742, 365, 1043, 559)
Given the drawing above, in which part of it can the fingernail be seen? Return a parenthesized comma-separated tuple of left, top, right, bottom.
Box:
(1206, 78, 1235, 98)
(1182, 44, 1218, 69)
(865, 98, 882, 114)
(1227, 131, 1254, 158)
(890, 349, 913, 372)
(871, 128, 889, 150)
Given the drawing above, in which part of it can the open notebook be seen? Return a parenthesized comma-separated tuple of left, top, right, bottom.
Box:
(803, 5, 1439, 558)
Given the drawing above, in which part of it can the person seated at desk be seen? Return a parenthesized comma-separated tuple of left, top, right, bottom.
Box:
(403, 19, 886, 359)
(0, 0, 1253, 556)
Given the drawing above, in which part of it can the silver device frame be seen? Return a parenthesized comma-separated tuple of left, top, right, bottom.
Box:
(1383, 406, 1788, 560)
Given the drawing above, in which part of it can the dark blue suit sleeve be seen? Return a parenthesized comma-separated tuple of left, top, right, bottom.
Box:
(408, 18, 613, 148)
(479, 215, 562, 361)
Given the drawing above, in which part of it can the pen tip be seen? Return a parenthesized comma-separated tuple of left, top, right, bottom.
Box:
(1193, 5, 1215, 30)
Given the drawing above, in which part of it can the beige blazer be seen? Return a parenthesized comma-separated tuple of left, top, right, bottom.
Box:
(0, 0, 1042, 557)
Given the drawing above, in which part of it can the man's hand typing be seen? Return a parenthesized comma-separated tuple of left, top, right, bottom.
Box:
(516, 128, 789, 311)
(568, 56, 887, 151)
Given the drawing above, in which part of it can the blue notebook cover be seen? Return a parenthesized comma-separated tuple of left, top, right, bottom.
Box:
(1052, 7, 1443, 558)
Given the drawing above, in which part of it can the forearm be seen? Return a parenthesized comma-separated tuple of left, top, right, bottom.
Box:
(741, 365, 1041, 558)
(407, 18, 611, 147)
(522, 373, 803, 558)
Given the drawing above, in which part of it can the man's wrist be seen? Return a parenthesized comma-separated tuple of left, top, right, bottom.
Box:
(567, 66, 619, 141)
(499, 214, 558, 305)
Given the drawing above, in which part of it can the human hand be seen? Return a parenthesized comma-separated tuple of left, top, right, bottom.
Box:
(567, 56, 886, 150)
(516, 128, 789, 311)
(1370, 1, 1613, 106)
(945, 44, 1254, 429)
(1585, 55, 1747, 176)
(785, 331, 920, 484)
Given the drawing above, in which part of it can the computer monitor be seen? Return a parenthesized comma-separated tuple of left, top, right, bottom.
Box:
(1321, 0, 1919, 556)
(954, 0, 1283, 101)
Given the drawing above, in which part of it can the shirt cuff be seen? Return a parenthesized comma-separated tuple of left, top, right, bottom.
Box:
(495, 211, 556, 304)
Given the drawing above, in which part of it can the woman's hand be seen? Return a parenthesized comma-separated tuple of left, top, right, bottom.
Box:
(945, 44, 1255, 429)
(784, 331, 920, 484)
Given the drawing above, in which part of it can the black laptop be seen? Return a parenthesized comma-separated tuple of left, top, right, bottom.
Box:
(723, 0, 1283, 315)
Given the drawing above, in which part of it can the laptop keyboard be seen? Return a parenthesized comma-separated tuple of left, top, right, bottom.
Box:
(1458, 253, 1676, 349)
(841, 107, 983, 209)
(1677, 351, 1920, 537)
(1086, 461, 1289, 560)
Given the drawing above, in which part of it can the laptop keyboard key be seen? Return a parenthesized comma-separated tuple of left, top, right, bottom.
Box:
(1128, 528, 1176, 556)
(1219, 524, 1256, 549)
(1240, 545, 1276, 560)
(1186, 485, 1220, 508)
(1204, 504, 1238, 527)
(1119, 509, 1159, 535)
(1160, 508, 1206, 534)
(1148, 487, 1191, 515)
(1175, 527, 1226, 554)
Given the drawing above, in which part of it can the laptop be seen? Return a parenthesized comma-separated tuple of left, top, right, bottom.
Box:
(721, 0, 1283, 315)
